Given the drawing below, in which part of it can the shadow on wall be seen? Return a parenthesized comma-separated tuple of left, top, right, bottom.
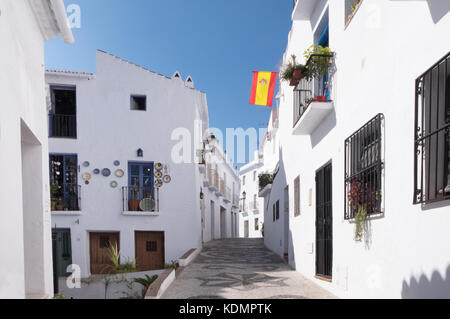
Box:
(426, 0, 450, 24)
(310, 109, 336, 148)
(401, 265, 450, 298)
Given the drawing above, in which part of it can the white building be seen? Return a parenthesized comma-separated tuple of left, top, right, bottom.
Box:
(262, 0, 450, 298)
(47, 50, 239, 280)
(0, 0, 73, 298)
(238, 151, 264, 238)
(200, 136, 241, 242)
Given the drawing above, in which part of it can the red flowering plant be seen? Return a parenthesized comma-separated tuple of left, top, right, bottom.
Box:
(347, 179, 380, 241)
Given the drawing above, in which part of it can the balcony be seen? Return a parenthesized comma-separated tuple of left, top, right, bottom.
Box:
(232, 193, 240, 208)
(292, 0, 317, 21)
(223, 187, 231, 203)
(216, 178, 225, 197)
(49, 114, 77, 138)
(51, 184, 81, 212)
(249, 201, 259, 211)
(292, 53, 335, 135)
(122, 186, 159, 214)
(207, 168, 219, 192)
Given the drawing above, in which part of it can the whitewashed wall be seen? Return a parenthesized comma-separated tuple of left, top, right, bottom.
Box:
(48, 51, 209, 277)
(0, 0, 70, 298)
(264, 0, 450, 298)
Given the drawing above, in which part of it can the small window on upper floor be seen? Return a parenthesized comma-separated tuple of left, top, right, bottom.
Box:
(49, 86, 77, 138)
(131, 95, 147, 111)
(345, 0, 362, 27)
(253, 171, 257, 181)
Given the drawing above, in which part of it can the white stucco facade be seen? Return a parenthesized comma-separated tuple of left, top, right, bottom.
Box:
(262, 0, 450, 298)
(238, 151, 264, 238)
(47, 50, 239, 278)
(0, 0, 73, 299)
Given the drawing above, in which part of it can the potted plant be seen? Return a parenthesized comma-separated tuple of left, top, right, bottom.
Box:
(303, 45, 333, 101)
(50, 184, 59, 211)
(281, 55, 307, 87)
(55, 199, 64, 211)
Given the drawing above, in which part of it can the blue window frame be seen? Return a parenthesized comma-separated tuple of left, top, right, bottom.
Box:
(49, 154, 79, 211)
(318, 25, 330, 100)
(128, 162, 154, 201)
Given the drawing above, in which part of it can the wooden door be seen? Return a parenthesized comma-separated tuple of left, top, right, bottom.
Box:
(89, 232, 120, 275)
(316, 163, 333, 279)
(135, 231, 165, 271)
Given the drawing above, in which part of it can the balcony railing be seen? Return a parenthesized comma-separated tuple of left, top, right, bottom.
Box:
(219, 178, 225, 195)
(122, 186, 159, 212)
(293, 53, 334, 127)
(51, 184, 81, 211)
(49, 114, 77, 138)
(232, 193, 240, 207)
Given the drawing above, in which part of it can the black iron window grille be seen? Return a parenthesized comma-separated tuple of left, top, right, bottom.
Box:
(49, 86, 77, 138)
(414, 52, 450, 204)
(345, 114, 384, 220)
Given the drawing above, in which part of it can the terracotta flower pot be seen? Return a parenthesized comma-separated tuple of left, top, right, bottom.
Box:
(315, 95, 327, 102)
(128, 199, 140, 211)
(289, 69, 303, 87)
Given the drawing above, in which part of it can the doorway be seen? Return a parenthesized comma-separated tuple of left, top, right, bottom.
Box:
(89, 232, 120, 274)
(220, 207, 226, 238)
(315, 162, 333, 279)
(135, 231, 165, 271)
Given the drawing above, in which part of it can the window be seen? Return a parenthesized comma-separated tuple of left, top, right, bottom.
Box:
(49, 86, 77, 138)
(273, 203, 275, 222)
(253, 194, 257, 209)
(131, 95, 147, 111)
(414, 52, 450, 204)
(243, 175, 246, 186)
(345, 114, 384, 219)
(146, 241, 157, 252)
(294, 176, 300, 217)
(253, 170, 257, 181)
(284, 186, 289, 213)
(99, 236, 110, 249)
(49, 154, 79, 211)
(255, 218, 259, 231)
(345, 0, 362, 27)
(276, 200, 280, 220)
(127, 162, 155, 211)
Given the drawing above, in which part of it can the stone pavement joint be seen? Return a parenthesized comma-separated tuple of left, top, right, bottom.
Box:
(162, 238, 336, 299)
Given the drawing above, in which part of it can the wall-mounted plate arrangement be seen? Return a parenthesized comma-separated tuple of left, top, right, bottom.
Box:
(155, 179, 163, 188)
(155, 171, 163, 179)
(93, 169, 100, 175)
(102, 168, 111, 177)
(114, 160, 120, 166)
(115, 169, 124, 178)
(82, 173, 92, 181)
(110, 181, 118, 188)
(83, 161, 90, 167)
(163, 175, 171, 183)
(155, 163, 163, 171)
(139, 198, 155, 211)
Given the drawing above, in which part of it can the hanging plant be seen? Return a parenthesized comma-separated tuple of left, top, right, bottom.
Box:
(280, 55, 307, 86)
(354, 205, 367, 242)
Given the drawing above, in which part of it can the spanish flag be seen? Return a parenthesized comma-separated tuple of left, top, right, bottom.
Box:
(249, 71, 278, 107)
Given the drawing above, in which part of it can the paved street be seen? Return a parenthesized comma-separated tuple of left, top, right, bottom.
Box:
(162, 239, 336, 299)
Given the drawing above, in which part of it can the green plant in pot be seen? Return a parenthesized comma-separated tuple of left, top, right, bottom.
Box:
(303, 45, 333, 101)
(281, 55, 307, 87)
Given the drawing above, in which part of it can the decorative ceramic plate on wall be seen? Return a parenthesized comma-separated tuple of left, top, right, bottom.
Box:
(115, 169, 124, 178)
(139, 198, 155, 212)
(82, 173, 92, 181)
(163, 175, 171, 183)
(83, 161, 90, 167)
(155, 171, 163, 179)
(102, 168, 111, 177)
(110, 181, 118, 188)
(114, 160, 120, 166)
(155, 179, 163, 188)
(155, 163, 163, 171)
(93, 169, 100, 175)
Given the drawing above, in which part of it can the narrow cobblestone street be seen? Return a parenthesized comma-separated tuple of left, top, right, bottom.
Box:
(162, 239, 336, 299)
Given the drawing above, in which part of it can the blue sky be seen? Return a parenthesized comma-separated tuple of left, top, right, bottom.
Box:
(45, 0, 292, 166)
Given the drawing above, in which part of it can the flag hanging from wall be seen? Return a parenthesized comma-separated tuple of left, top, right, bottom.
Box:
(249, 71, 278, 107)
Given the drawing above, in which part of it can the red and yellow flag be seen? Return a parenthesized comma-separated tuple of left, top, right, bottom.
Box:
(249, 71, 278, 107)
